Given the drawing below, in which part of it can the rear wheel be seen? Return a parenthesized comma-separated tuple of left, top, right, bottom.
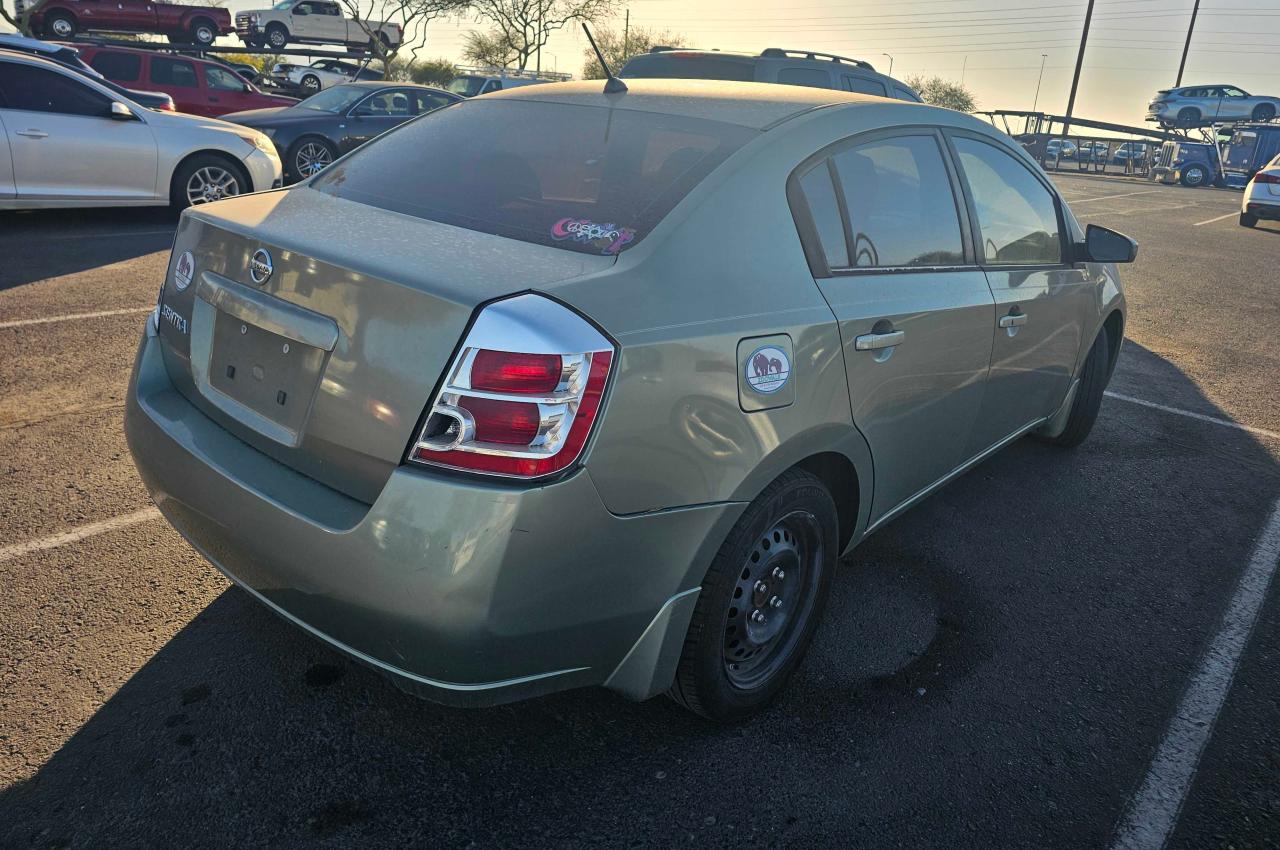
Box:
(288, 136, 336, 182)
(1240, 212, 1258, 228)
(1180, 164, 1209, 187)
(668, 469, 837, 722)
(170, 154, 246, 210)
(300, 73, 321, 94)
(266, 23, 288, 49)
(1040, 325, 1110, 448)
(1177, 107, 1201, 128)
(190, 18, 217, 46)
(1251, 103, 1276, 122)
(45, 10, 76, 38)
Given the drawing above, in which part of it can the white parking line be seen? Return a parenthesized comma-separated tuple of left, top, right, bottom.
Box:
(1112, 496, 1280, 850)
(0, 507, 161, 565)
(1192, 211, 1238, 227)
(1105, 391, 1280, 441)
(1069, 190, 1163, 204)
(0, 307, 151, 330)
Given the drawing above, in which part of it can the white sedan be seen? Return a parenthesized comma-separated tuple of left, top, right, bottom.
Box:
(1240, 153, 1280, 228)
(0, 49, 281, 210)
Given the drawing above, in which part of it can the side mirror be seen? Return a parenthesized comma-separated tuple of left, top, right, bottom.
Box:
(108, 101, 136, 121)
(1077, 223, 1138, 264)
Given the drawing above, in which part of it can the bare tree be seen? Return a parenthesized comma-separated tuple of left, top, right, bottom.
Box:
(333, 0, 473, 66)
(580, 24, 682, 79)
(470, 0, 615, 71)
(2, 0, 37, 36)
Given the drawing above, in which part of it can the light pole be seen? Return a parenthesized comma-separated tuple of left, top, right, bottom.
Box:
(881, 53, 893, 76)
(1032, 53, 1047, 113)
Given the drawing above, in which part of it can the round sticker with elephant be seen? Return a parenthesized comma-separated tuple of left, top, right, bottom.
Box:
(746, 346, 791, 394)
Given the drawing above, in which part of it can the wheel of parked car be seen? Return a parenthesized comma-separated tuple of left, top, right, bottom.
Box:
(1251, 104, 1276, 122)
(1177, 107, 1201, 128)
(1180, 164, 1209, 187)
(1037, 325, 1111, 448)
(668, 468, 837, 722)
(288, 136, 336, 181)
(1240, 212, 1258, 228)
(44, 10, 76, 39)
(300, 73, 321, 94)
(190, 18, 217, 46)
(171, 154, 246, 210)
(266, 23, 289, 49)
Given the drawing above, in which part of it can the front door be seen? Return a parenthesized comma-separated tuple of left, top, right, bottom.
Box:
(0, 61, 156, 201)
(202, 64, 251, 116)
(795, 130, 995, 523)
(147, 55, 205, 116)
(948, 133, 1094, 454)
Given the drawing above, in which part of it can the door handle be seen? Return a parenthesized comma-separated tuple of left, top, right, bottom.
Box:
(16, 129, 49, 138)
(854, 330, 905, 351)
(999, 313, 1028, 329)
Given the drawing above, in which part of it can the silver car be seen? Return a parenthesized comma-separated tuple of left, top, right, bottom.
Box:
(1147, 84, 1280, 128)
(126, 79, 1135, 721)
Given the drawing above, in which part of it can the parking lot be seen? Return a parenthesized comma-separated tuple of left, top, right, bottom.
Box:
(1, 173, 1277, 848)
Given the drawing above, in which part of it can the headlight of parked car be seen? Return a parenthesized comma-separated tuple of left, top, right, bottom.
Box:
(237, 133, 276, 155)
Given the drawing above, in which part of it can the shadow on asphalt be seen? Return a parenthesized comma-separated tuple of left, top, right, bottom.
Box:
(0, 209, 176, 292)
(2, 344, 1277, 848)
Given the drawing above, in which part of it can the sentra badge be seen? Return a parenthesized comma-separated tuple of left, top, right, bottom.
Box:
(249, 248, 273, 285)
(173, 251, 194, 291)
(746, 346, 791, 394)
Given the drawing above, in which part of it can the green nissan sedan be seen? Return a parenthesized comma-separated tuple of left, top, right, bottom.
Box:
(126, 78, 1134, 722)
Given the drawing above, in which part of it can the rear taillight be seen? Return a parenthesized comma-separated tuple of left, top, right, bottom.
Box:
(408, 294, 615, 479)
(1254, 172, 1280, 184)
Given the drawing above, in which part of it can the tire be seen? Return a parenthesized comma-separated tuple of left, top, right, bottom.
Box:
(300, 74, 321, 94)
(1040, 325, 1111, 448)
(1177, 107, 1201, 128)
(668, 469, 838, 723)
(170, 154, 247, 210)
(45, 10, 76, 39)
(287, 135, 336, 182)
(265, 23, 288, 49)
(1251, 103, 1276, 122)
(1240, 212, 1258, 228)
(190, 18, 217, 46)
(1180, 164, 1208, 188)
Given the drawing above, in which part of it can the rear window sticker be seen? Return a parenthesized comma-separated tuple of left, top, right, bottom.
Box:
(551, 217, 636, 255)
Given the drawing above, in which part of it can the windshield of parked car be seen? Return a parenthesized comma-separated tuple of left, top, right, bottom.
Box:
(296, 85, 366, 112)
(310, 100, 755, 255)
(273, 0, 294, 8)
(446, 76, 486, 97)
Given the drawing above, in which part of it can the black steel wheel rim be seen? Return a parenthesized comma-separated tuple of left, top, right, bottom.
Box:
(722, 510, 823, 689)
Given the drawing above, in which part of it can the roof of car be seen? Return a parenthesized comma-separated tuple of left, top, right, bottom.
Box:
(0, 33, 67, 52)
(483, 78, 921, 129)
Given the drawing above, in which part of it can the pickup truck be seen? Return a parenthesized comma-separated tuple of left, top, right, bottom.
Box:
(29, 0, 233, 46)
(235, 0, 401, 51)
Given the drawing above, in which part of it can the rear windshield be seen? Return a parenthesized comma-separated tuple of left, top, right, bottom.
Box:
(311, 99, 755, 255)
(447, 76, 486, 97)
(620, 53, 754, 82)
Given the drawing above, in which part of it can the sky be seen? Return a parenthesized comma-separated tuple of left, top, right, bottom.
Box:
(7, 0, 1280, 127)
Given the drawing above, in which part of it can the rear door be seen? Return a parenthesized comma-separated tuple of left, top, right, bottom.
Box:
(947, 131, 1093, 454)
(113, 0, 157, 31)
(148, 55, 204, 115)
(0, 60, 157, 201)
(794, 128, 995, 523)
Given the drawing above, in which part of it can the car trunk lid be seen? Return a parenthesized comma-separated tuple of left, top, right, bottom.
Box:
(158, 187, 613, 503)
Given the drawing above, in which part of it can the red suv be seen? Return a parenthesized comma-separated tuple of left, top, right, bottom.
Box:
(74, 45, 297, 117)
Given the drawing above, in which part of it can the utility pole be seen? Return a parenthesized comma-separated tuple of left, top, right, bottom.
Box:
(623, 8, 630, 60)
(961, 55, 967, 84)
(1176, 0, 1201, 86)
(882, 53, 893, 76)
(1032, 53, 1047, 113)
(1062, 0, 1095, 135)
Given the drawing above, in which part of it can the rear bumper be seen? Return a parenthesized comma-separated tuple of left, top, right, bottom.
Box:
(125, 324, 739, 706)
(1244, 197, 1280, 219)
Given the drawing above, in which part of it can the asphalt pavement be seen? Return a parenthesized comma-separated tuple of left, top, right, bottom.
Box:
(1, 175, 1277, 849)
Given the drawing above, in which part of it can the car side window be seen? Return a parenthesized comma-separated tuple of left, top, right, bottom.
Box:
(151, 57, 198, 88)
(893, 86, 921, 102)
(1223, 87, 1246, 97)
(89, 51, 141, 83)
(777, 68, 830, 89)
(205, 66, 244, 92)
(831, 134, 965, 268)
(796, 162, 848, 269)
(414, 91, 453, 113)
(842, 75, 887, 97)
(953, 136, 1062, 266)
(0, 63, 110, 117)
